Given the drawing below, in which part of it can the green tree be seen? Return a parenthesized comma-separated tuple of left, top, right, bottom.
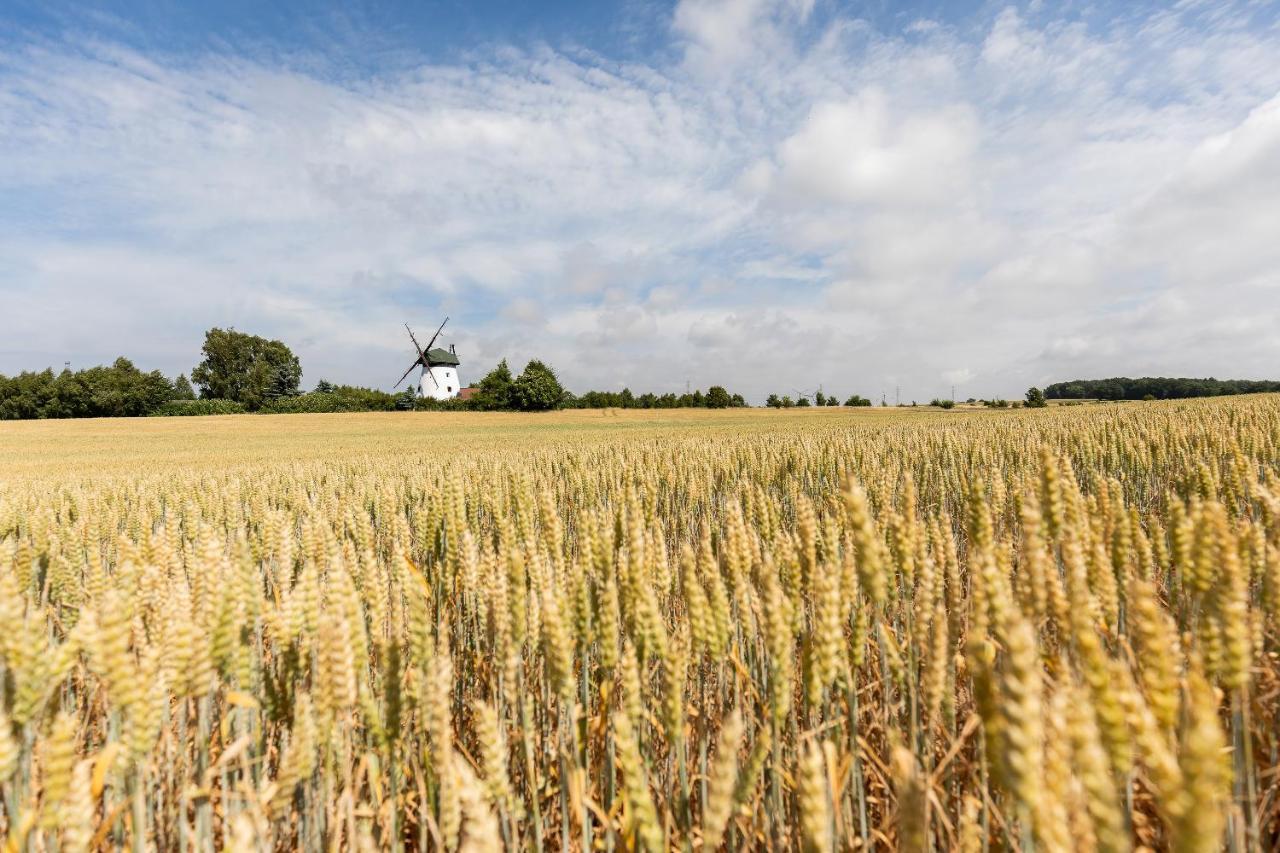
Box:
(472, 359, 517, 410)
(796, 396, 811, 407)
(766, 394, 782, 409)
(706, 386, 733, 408)
(1025, 387, 1048, 408)
(190, 328, 301, 410)
(512, 360, 564, 411)
(781, 395, 794, 408)
(173, 373, 197, 400)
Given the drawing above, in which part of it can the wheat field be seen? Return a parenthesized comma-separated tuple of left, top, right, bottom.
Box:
(1, 401, 1278, 851)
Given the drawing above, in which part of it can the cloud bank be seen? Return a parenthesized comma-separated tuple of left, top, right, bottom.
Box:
(2, 1, 1279, 401)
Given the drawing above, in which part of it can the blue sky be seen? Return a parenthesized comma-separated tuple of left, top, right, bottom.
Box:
(2, 0, 1279, 401)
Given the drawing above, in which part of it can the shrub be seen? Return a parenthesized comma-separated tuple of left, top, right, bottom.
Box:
(149, 399, 247, 416)
(260, 387, 397, 414)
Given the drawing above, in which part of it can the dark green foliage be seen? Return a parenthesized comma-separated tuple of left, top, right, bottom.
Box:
(190, 328, 301, 410)
(1044, 377, 1280, 401)
(150, 399, 247, 416)
(705, 386, 733, 408)
(567, 384, 747, 409)
(931, 398, 956, 409)
(0, 359, 183, 420)
(766, 394, 782, 409)
(796, 397, 811, 407)
(844, 395, 872, 407)
(412, 395, 472, 411)
(470, 359, 516, 411)
(259, 384, 398, 414)
(1025, 387, 1048, 408)
(173, 373, 197, 400)
(511, 360, 565, 411)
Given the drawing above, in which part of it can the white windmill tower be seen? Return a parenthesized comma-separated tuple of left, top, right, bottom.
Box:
(394, 317, 462, 401)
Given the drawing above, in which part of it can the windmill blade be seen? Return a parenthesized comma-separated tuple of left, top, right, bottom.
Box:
(423, 316, 449, 353)
(394, 360, 421, 389)
(404, 318, 447, 390)
(405, 324, 429, 364)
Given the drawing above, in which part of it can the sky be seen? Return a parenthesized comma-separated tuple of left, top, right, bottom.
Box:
(1, 0, 1278, 403)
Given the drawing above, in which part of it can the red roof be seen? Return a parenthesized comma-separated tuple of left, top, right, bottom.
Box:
(458, 387, 479, 401)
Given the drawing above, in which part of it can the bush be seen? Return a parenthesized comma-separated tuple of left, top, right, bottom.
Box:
(844, 395, 872, 407)
(260, 386, 397, 414)
(413, 396, 472, 412)
(931, 398, 956, 409)
(149, 399, 247, 416)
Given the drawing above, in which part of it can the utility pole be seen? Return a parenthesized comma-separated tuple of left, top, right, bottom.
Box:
(951, 384, 956, 402)
(895, 386, 900, 406)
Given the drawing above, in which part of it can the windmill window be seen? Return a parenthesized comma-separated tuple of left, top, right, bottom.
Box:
(447, 386, 453, 392)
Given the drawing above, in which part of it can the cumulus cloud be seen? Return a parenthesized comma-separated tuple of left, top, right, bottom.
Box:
(767, 89, 979, 209)
(2, 1, 1280, 401)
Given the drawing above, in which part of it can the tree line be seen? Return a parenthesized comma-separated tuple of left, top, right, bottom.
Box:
(0, 328, 753, 419)
(0, 358, 197, 420)
(1046, 376, 1280, 401)
(765, 391, 872, 408)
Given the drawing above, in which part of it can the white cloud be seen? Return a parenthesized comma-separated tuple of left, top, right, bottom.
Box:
(2, 2, 1280, 401)
(672, 0, 814, 73)
(767, 88, 979, 209)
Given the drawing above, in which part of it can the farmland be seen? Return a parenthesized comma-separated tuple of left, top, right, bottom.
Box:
(1, 400, 1278, 850)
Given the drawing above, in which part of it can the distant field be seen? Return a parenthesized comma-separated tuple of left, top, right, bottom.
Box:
(1, 397, 1277, 849)
(0, 406, 912, 476)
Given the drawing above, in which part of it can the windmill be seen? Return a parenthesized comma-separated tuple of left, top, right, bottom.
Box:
(394, 317, 462, 400)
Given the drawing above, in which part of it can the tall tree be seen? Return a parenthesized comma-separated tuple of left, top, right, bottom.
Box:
(173, 373, 197, 400)
(471, 359, 516, 411)
(190, 328, 301, 410)
(511, 360, 565, 411)
(706, 386, 733, 408)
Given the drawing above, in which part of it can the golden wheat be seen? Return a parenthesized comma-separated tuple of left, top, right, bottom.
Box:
(0, 400, 1277, 850)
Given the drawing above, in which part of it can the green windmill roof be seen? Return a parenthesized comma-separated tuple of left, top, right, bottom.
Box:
(425, 347, 460, 366)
